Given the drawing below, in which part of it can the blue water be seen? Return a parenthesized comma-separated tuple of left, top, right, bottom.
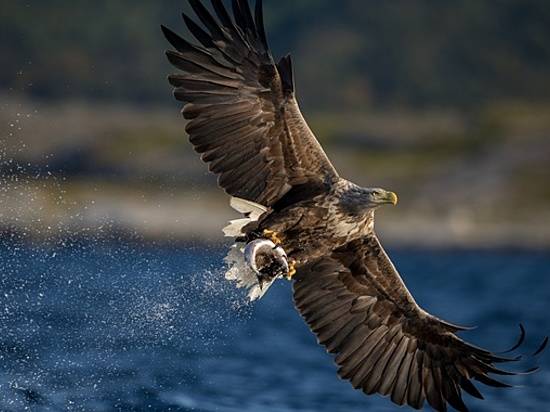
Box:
(0, 239, 549, 412)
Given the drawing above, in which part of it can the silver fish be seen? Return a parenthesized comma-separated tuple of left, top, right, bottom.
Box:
(244, 239, 289, 290)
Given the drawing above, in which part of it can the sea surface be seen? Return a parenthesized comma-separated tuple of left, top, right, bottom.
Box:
(0, 239, 549, 412)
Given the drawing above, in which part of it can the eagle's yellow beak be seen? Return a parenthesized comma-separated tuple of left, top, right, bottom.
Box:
(388, 191, 399, 206)
(382, 191, 398, 206)
(372, 190, 398, 206)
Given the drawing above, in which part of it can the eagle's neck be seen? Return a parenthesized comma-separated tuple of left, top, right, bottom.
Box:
(330, 179, 376, 239)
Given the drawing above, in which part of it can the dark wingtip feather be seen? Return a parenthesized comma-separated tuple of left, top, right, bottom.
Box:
(500, 324, 526, 354)
(189, 0, 227, 40)
(440, 319, 478, 333)
(182, 11, 216, 49)
(533, 336, 548, 357)
(519, 366, 540, 375)
(277, 54, 294, 95)
(165, 50, 181, 67)
(231, 0, 247, 32)
(482, 362, 539, 376)
(211, 0, 234, 28)
(491, 354, 523, 364)
(474, 374, 513, 388)
(255, 0, 269, 49)
(161, 25, 184, 50)
(237, 0, 257, 33)
(459, 377, 484, 400)
(167, 74, 182, 88)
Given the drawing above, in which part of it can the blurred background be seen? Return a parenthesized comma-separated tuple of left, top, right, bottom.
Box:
(1, 1, 550, 411)
(2, 0, 550, 247)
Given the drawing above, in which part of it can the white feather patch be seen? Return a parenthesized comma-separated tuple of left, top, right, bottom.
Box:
(223, 197, 268, 238)
(222, 219, 252, 237)
(229, 197, 267, 219)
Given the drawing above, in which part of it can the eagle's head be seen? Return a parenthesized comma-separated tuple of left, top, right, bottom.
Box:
(365, 188, 399, 208)
(340, 184, 398, 216)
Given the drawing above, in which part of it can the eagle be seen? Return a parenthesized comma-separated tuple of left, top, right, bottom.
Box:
(162, 1, 545, 410)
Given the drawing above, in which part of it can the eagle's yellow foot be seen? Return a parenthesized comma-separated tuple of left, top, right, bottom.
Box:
(263, 229, 283, 245)
(286, 259, 297, 280)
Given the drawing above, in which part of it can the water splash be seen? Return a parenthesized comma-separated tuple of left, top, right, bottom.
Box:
(0, 112, 256, 408)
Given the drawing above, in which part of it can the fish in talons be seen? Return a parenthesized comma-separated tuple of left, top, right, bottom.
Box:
(259, 229, 297, 278)
(245, 238, 290, 289)
(225, 239, 291, 302)
(224, 197, 293, 301)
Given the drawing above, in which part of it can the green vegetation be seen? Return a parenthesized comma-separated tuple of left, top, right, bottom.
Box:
(2, 0, 550, 110)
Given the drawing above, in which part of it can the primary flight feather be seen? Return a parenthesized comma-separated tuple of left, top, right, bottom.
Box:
(162, 1, 544, 410)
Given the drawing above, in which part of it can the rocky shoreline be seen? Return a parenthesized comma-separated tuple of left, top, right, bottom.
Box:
(1, 182, 549, 250)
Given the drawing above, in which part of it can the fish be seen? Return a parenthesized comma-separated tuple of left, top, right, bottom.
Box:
(244, 238, 289, 290)
(225, 238, 289, 302)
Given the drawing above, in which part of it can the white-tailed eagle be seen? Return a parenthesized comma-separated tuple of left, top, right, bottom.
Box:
(162, 1, 546, 410)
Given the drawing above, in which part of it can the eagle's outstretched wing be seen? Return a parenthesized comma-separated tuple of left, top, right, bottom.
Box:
(163, 0, 338, 207)
(293, 235, 538, 412)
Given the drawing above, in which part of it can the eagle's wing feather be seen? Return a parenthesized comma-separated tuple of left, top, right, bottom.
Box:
(293, 235, 532, 412)
(163, 0, 338, 207)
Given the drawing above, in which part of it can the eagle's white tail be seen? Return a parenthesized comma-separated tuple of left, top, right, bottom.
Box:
(222, 197, 267, 237)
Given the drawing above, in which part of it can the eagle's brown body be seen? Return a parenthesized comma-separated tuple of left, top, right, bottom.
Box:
(252, 179, 376, 266)
(163, 1, 545, 411)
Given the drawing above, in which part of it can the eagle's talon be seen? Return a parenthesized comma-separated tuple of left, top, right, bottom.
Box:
(286, 259, 297, 280)
(263, 229, 283, 245)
